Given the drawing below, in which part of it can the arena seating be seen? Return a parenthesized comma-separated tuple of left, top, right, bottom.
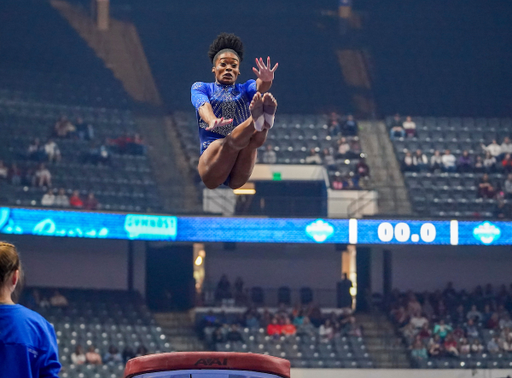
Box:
(21, 288, 171, 378)
(173, 112, 366, 190)
(0, 96, 162, 212)
(195, 309, 373, 369)
(387, 283, 512, 369)
(389, 116, 512, 217)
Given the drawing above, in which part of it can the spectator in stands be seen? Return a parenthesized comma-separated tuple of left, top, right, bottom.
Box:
(459, 338, 470, 356)
(122, 347, 135, 363)
(83, 192, 99, 210)
(319, 319, 334, 342)
(262, 144, 277, 164)
(342, 114, 358, 136)
(297, 316, 316, 337)
(28, 138, 44, 161)
(136, 346, 148, 357)
(504, 174, 512, 198)
(328, 112, 342, 137)
(282, 317, 297, 336)
(487, 336, 501, 354)
(402, 116, 416, 138)
(389, 116, 405, 139)
(443, 334, 459, 357)
(457, 151, 473, 173)
(245, 312, 260, 329)
(323, 149, 336, 170)
(50, 290, 68, 307)
(305, 149, 322, 164)
(233, 277, 246, 305)
(471, 157, 484, 174)
(389, 113, 402, 127)
(355, 158, 370, 178)
(487, 313, 500, 329)
(71, 345, 86, 365)
(54, 116, 76, 139)
(86, 346, 102, 365)
(54, 188, 69, 207)
(76, 118, 94, 141)
(413, 150, 428, 172)
(411, 339, 428, 361)
(430, 150, 443, 172)
(332, 176, 344, 190)
(501, 137, 512, 158)
(494, 200, 508, 219)
(44, 139, 61, 163)
(410, 312, 429, 330)
(215, 275, 232, 303)
(499, 314, 512, 329)
(226, 324, 244, 342)
(428, 335, 442, 357)
(104, 346, 123, 364)
(337, 137, 351, 157)
(471, 339, 484, 354)
(69, 190, 84, 208)
(441, 150, 456, 172)
(477, 174, 495, 198)
(403, 151, 415, 172)
(482, 139, 501, 157)
(467, 305, 483, 322)
(267, 317, 282, 337)
(0, 160, 7, 180)
(41, 189, 55, 206)
(9, 163, 22, 186)
(433, 319, 452, 340)
(211, 328, 225, 346)
(483, 151, 497, 172)
(34, 163, 52, 187)
(502, 154, 512, 173)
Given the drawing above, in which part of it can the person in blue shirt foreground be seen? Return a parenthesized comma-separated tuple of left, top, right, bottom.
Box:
(192, 33, 279, 189)
(0, 241, 61, 377)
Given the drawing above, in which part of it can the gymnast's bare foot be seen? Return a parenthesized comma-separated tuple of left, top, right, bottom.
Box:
(262, 93, 277, 130)
(250, 92, 265, 131)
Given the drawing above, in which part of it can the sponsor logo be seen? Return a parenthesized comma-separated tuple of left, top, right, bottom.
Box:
(0, 208, 10, 231)
(124, 215, 177, 240)
(473, 222, 501, 245)
(194, 358, 228, 366)
(305, 219, 334, 243)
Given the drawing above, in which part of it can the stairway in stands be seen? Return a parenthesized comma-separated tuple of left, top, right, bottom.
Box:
(358, 120, 412, 215)
(153, 312, 205, 352)
(357, 313, 411, 368)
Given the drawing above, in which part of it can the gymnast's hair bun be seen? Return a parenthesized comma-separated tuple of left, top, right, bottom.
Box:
(208, 33, 244, 64)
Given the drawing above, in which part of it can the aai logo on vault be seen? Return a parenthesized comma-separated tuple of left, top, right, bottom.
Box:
(473, 222, 501, 245)
(305, 219, 334, 243)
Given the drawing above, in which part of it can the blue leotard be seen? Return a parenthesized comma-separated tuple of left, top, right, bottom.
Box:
(191, 80, 257, 154)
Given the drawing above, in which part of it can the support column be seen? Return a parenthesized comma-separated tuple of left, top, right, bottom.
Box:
(127, 240, 134, 292)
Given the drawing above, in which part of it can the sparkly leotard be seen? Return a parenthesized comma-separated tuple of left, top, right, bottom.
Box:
(191, 80, 257, 154)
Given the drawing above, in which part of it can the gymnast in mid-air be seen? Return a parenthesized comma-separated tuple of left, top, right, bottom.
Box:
(191, 33, 278, 189)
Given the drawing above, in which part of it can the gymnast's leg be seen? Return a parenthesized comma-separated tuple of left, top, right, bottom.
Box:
(198, 93, 265, 189)
(228, 93, 278, 189)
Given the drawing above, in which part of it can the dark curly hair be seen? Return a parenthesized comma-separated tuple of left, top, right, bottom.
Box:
(208, 33, 244, 64)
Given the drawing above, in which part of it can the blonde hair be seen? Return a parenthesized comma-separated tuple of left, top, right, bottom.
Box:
(0, 242, 20, 285)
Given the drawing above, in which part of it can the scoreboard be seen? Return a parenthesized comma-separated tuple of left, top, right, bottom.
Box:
(0, 207, 509, 245)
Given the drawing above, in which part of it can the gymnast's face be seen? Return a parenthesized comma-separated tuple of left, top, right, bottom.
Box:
(213, 52, 240, 85)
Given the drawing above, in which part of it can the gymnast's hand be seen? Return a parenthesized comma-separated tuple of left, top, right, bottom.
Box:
(253, 57, 278, 82)
(206, 117, 233, 131)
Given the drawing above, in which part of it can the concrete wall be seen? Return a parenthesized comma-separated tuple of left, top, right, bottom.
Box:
(1, 235, 146, 294)
(371, 244, 512, 293)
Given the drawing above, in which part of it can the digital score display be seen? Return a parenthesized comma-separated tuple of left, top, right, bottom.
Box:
(0, 206, 511, 245)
